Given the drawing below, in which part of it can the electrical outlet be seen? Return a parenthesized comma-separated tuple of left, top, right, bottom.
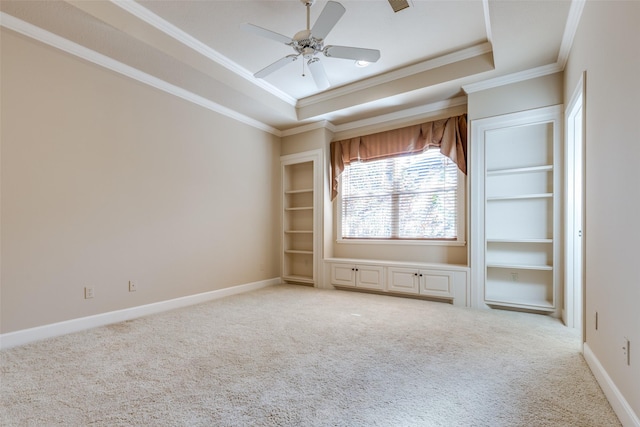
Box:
(622, 337, 630, 366)
(128, 280, 137, 292)
(510, 272, 519, 282)
(84, 286, 94, 299)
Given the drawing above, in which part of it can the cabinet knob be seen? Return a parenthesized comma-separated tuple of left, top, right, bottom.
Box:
(419, 274, 423, 277)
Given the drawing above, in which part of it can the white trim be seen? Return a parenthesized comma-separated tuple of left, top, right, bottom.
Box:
(584, 343, 640, 427)
(336, 239, 466, 248)
(0, 278, 280, 350)
(0, 12, 281, 137)
(471, 104, 563, 131)
(470, 105, 563, 310)
(111, 0, 297, 106)
(299, 42, 492, 108)
(281, 120, 337, 137)
(482, 0, 493, 45)
(462, 63, 563, 94)
(557, 0, 586, 69)
(281, 150, 323, 288)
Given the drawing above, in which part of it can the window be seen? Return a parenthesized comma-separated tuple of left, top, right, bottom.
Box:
(339, 149, 464, 242)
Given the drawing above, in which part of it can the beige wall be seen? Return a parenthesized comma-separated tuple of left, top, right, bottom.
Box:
(281, 127, 330, 157)
(0, 30, 281, 333)
(467, 72, 563, 121)
(564, 1, 640, 418)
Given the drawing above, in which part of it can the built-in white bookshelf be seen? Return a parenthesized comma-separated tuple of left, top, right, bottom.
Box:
(471, 106, 562, 315)
(281, 151, 322, 286)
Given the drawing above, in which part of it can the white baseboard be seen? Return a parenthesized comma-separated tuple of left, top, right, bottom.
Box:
(583, 343, 640, 427)
(0, 278, 281, 350)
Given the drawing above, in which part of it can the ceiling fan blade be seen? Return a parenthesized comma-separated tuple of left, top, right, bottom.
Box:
(307, 58, 330, 90)
(241, 23, 292, 45)
(255, 55, 299, 78)
(324, 45, 381, 62)
(311, 1, 346, 40)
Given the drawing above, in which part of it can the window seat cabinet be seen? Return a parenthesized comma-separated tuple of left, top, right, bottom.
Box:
(326, 259, 469, 307)
(330, 263, 385, 291)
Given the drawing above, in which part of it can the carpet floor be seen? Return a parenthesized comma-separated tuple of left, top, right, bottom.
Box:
(1, 284, 620, 426)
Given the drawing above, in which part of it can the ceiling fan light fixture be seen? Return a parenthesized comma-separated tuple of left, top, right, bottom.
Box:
(355, 60, 370, 67)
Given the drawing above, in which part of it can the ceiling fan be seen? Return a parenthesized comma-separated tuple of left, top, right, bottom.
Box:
(241, 0, 381, 90)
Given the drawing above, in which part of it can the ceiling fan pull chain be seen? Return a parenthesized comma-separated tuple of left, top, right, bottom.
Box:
(302, 58, 306, 77)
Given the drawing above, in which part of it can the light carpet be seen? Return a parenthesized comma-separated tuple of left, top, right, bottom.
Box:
(1, 284, 620, 426)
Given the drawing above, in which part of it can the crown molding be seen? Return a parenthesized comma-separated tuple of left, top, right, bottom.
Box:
(557, 0, 586, 69)
(281, 120, 336, 138)
(461, 63, 563, 94)
(482, 0, 493, 45)
(0, 12, 281, 136)
(297, 42, 492, 109)
(110, 0, 297, 107)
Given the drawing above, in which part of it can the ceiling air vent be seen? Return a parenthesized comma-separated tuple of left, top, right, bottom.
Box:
(388, 0, 410, 13)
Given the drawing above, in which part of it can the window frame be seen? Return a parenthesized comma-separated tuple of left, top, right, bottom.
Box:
(336, 151, 467, 246)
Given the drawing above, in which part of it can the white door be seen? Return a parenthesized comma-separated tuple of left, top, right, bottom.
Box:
(565, 75, 585, 335)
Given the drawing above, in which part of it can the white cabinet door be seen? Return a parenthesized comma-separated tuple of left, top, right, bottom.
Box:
(356, 265, 385, 290)
(387, 267, 419, 294)
(330, 263, 385, 290)
(331, 263, 356, 287)
(419, 270, 454, 298)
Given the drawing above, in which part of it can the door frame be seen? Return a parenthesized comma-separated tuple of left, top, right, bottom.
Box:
(564, 71, 586, 338)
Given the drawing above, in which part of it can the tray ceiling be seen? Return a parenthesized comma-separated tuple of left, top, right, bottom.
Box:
(0, 1, 575, 132)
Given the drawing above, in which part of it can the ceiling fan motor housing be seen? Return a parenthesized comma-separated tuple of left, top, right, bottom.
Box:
(293, 30, 324, 59)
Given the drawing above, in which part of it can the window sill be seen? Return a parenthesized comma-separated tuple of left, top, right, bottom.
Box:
(336, 238, 466, 247)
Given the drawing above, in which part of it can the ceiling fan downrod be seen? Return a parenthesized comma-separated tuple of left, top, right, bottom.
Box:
(303, 0, 314, 30)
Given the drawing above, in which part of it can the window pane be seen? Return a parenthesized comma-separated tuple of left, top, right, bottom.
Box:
(341, 149, 459, 240)
(342, 195, 392, 238)
(397, 190, 457, 239)
(343, 159, 393, 195)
